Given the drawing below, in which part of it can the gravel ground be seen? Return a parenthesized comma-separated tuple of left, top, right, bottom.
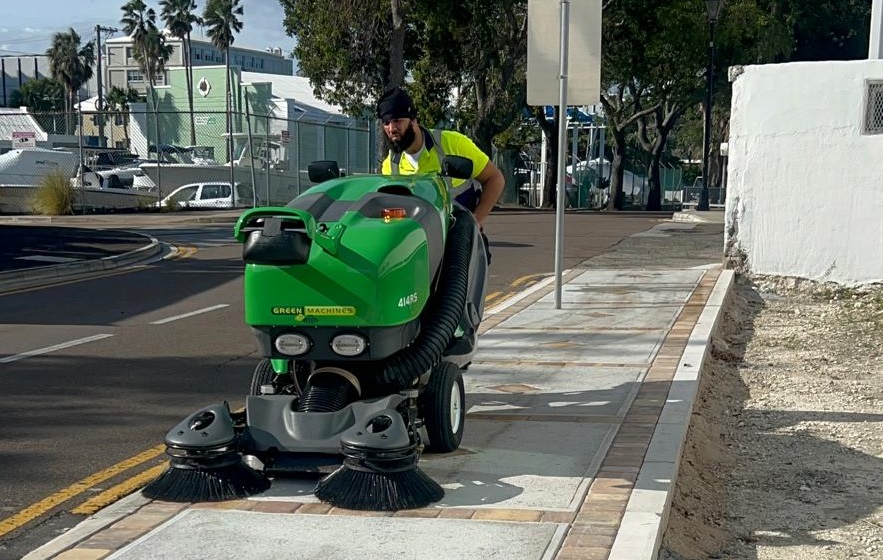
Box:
(661, 278, 883, 560)
(576, 217, 883, 560)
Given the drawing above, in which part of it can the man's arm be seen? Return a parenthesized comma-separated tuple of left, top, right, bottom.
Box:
(472, 160, 505, 226)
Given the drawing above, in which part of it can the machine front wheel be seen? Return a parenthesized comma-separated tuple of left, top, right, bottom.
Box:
(420, 361, 465, 453)
(250, 359, 278, 395)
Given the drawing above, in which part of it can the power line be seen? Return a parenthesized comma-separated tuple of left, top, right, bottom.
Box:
(0, 26, 95, 46)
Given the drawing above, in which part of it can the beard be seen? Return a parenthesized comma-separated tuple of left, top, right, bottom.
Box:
(390, 125, 417, 153)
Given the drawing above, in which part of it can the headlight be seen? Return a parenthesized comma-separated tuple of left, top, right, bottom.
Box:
(330, 334, 367, 356)
(275, 333, 310, 356)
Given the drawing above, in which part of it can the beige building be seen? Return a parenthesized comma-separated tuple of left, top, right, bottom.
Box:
(104, 31, 293, 94)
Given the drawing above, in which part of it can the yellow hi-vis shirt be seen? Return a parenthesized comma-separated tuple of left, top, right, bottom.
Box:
(380, 128, 489, 186)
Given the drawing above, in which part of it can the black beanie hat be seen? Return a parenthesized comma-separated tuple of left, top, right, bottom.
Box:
(376, 87, 416, 122)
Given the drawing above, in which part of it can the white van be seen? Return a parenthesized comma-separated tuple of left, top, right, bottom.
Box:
(157, 182, 255, 209)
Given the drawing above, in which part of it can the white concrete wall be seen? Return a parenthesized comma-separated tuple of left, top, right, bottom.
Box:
(725, 60, 883, 286)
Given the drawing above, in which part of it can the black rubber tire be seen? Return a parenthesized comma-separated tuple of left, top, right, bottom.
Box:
(420, 361, 465, 453)
(249, 359, 277, 395)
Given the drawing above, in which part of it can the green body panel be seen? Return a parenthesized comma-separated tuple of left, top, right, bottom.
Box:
(301, 174, 450, 208)
(234, 173, 452, 329)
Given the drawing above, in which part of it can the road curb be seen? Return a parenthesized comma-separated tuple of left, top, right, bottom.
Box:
(671, 210, 725, 224)
(20, 492, 151, 560)
(608, 269, 735, 560)
(0, 236, 162, 293)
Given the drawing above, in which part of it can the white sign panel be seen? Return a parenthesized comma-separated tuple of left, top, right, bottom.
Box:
(527, 0, 602, 106)
(12, 131, 36, 148)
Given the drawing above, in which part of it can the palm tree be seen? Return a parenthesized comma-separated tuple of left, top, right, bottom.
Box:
(120, 0, 172, 91)
(122, 0, 173, 198)
(46, 28, 95, 133)
(105, 86, 142, 148)
(160, 0, 202, 146)
(203, 0, 243, 166)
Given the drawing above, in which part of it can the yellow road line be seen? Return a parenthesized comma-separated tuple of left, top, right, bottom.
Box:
(0, 444, 165, 538)
(71, 463, 168, 515)
(484, 291, 503, 305)
(167, 245, 198, 260)
(512, 273, 550, 288)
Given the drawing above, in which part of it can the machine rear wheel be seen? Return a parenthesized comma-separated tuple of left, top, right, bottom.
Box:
(250, 359, 277, 395)
(420, 361, 465, 453)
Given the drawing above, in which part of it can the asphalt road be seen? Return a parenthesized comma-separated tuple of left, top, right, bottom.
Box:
(0, 225, 147, 272)
(0, 210, 673, 560)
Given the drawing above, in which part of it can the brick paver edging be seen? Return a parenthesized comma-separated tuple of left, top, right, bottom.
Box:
(605, 269, 734, 560)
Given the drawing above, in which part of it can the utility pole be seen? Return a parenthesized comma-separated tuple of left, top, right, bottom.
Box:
(95, 25, 118, 148)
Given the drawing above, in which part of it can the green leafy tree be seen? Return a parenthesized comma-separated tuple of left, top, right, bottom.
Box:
(46, 28, 95, 133)
(160, 0, 202, 146)
(203, 0, 244, 163)
(281, 0, 525, 167)
(600, 0, 791, 210)
(281, 0, 409, 116)
(9, 78, 65, 111)
(759, 0, 872, 61)
(413, 0, 528, 155)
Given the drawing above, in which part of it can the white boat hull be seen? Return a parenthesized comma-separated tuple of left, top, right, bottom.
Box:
(0, 185, 155, 214)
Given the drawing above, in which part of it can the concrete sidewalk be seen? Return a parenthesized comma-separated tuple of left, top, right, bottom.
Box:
(20, 264, 732, 559)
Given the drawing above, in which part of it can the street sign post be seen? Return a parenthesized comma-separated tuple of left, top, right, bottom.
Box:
(527, 0, 601, 309)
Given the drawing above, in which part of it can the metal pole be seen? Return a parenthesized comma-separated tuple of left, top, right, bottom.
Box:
(244, 90, 257, 207)
(77, 109, 86, 214)
(265, 114, 271, 204)
(540, 131, 547, 205)
(698, 19, 715, 211)
(554, 0, 570, 310)
(154, 99, 162, 205)
(95, 25, 105, 148)
(228, 61, 235, 196)
(571, 115, 578, 208)
(94, 26, 118, 148)
(294, 121, 301, 195)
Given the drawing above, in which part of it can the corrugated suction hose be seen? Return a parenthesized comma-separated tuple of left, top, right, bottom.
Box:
(380, 206, 474, 389)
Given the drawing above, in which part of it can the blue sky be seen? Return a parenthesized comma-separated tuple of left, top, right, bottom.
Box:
(0, 0, 293, 58)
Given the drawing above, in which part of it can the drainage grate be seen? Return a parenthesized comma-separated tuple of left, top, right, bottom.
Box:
(864, 80, 883, 135)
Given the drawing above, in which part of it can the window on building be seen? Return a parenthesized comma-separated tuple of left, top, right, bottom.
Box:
(127, 69, 144, 82)
(194, 50, 201, 60)
(864, 80, 883, 135)
(126, 47, 133, 60)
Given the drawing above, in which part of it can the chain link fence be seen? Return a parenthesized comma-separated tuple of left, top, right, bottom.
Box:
(1, 109, 373, 210)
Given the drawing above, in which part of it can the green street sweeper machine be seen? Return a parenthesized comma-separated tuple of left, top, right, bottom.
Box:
(143, 156, 489, 510)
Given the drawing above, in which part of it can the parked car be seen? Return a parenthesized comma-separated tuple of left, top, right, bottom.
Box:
(157, 181, 255, 209)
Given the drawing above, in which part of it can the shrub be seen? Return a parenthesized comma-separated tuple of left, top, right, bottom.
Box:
(33, 171, 76, 215)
